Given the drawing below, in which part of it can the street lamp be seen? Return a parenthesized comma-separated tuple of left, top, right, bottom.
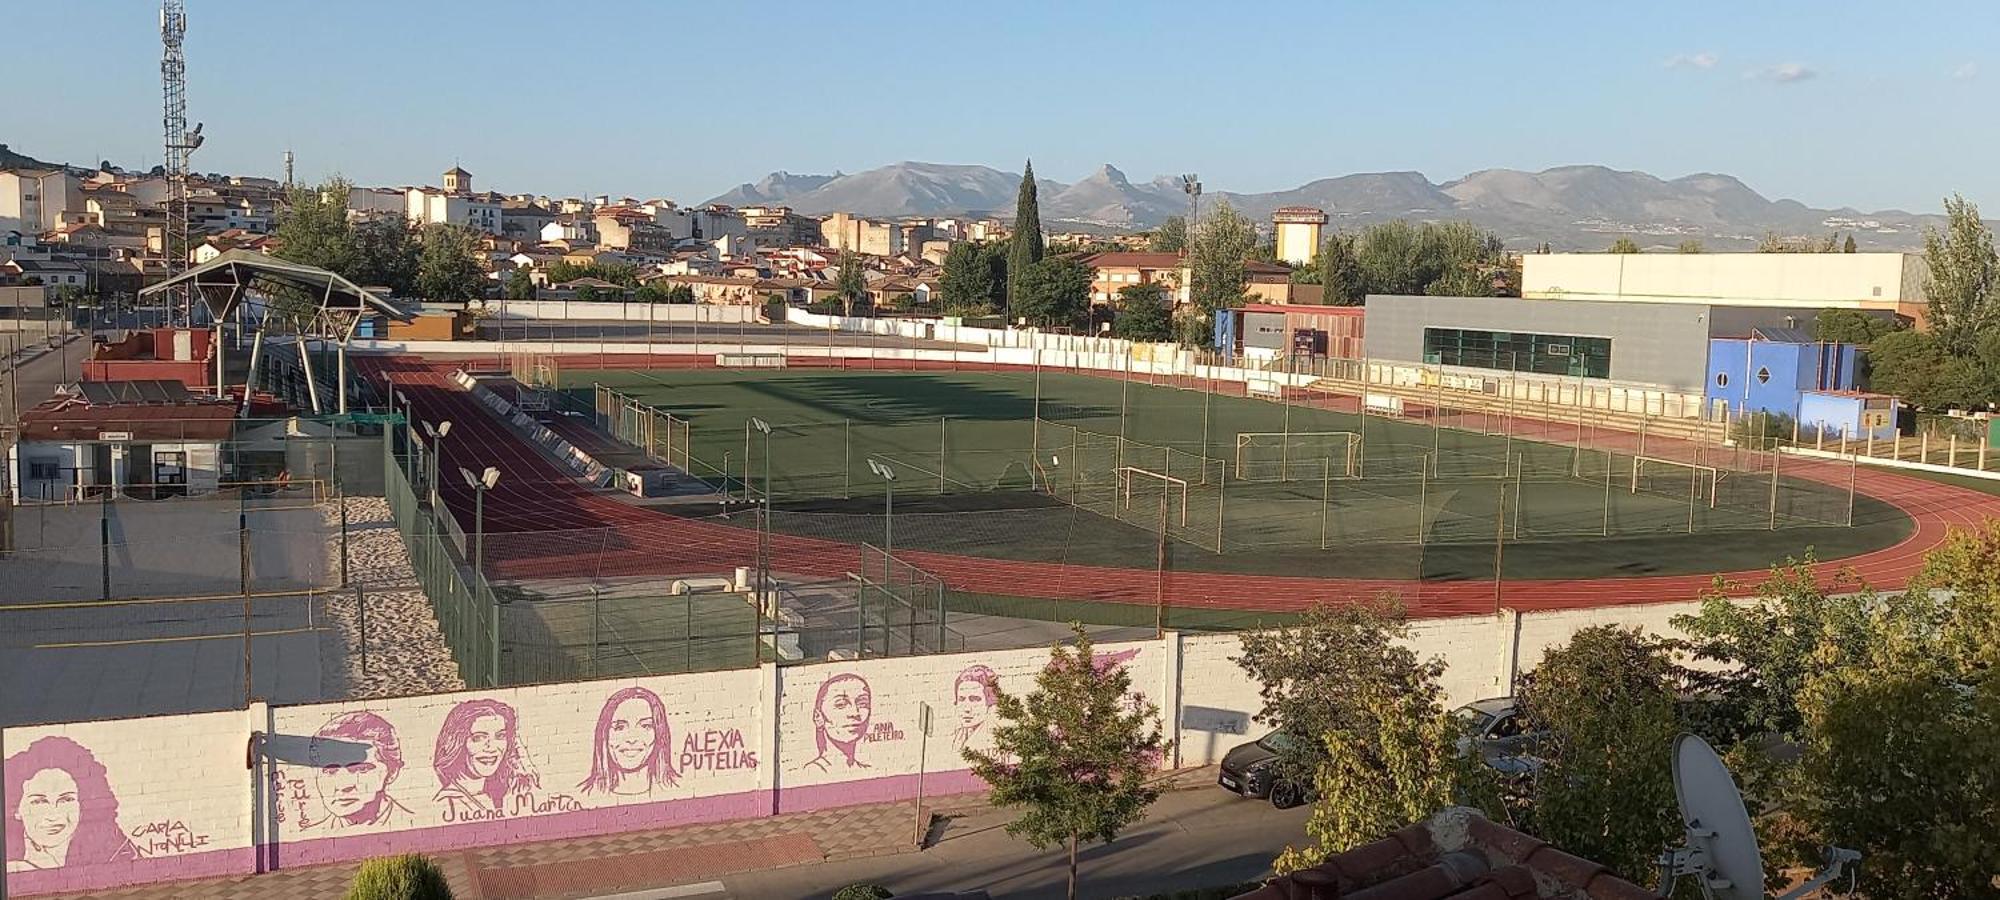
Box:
(748, 417, 772, 618)
(421, 419, 451, 510)
(460, 464, 501, 688)
(867, 457, 897, 558)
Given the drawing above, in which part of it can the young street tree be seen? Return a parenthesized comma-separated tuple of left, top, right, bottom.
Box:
(503, 267, 536, 300)
(1608, 236, 1642, 254)
(962, 626, 1168, 900)
(1148, 216, 1188, 253)
(1007, 160, 1046, 319)
(1921, 193, 1999, 356)
(1111, 281, 1171, 341)
(835, 249, 868, 316)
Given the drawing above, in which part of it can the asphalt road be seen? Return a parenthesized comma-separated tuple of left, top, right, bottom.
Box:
(712, 782, 1306, 900)
(2, 328, 91, 425)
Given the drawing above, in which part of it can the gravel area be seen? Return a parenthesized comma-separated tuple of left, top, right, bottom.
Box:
(317, 496, 466, 699)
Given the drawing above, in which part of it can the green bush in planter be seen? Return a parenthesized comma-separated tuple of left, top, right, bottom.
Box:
(831, 885, 893, 900)
(345, 854, 453, 900)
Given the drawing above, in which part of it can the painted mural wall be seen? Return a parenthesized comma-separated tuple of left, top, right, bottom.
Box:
(3, 602, 1707, 896)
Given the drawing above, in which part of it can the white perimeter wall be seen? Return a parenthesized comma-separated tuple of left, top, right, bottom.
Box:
(1, 601, 1708, 895)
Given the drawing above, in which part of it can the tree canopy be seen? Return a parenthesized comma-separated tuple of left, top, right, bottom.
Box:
(962, 626, 1167, 900)
(1007, 161, 1046, 318)
(1922, 194, 1999, 356)
(1111, 281, 1171, 341)
(939, 241, 1005, 316)
(1148, 216, 1188, 253)
(1011, 256, 1091, 329)
(415, 224, 486, 301)
(1608, 237, 1642, 254)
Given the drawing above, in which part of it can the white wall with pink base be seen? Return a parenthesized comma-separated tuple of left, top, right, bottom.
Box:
(1, 601, 1705, 896)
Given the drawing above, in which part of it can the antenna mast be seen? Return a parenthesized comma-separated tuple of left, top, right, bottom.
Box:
(161, 0, 194, 324)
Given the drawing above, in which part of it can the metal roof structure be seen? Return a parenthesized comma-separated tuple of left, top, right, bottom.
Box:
(138, 249, 404, 341)
(72, 379, 197, 405)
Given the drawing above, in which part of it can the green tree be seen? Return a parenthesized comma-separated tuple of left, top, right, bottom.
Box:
(664, 283, 696, 304)
(632, 282, 665, 303)
(938, 241, 996, 316)
(1672, 556, 1872, 746)
(415, 224, 487, 301)
(1012, 256, 1091, 328)
(1608, 236, 1642, 254)
(1678, 239, 1705, 254)
(1514, 626, 1685, 884)
(1273, 641, 1495, 873)
(1353, 221, 1429, 295)
(1843, 233, 1858, 253)
(1187, 201, 1256, 317)
(274, 176, 356, 275)
(350, 215, 420, 295)
(1813, 307, 1901, 344)
(1784, 525, 2000, 897)
(1149, 216, 1188, 253)
(1316, 232, 1364, 305)
(1759, 231, 1843, 253)
(502, 267, 536, 300)
(962, 626, 1168, 900)
(835, 249, 868, 316)
(1866, 329, 1988, 409)
(1007, 160, 1046, 318)
(1231, 601, 1435, 795)
(574, 285, 604, 303)
(1111, 281, 1171, 341)
(1921, 194, 1999, 356)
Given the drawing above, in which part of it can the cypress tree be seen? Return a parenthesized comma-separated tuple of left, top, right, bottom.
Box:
(1007, 159, 1045, 319)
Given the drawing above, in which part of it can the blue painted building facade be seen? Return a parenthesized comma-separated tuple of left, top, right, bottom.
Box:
(1704, 335, 1862, 418)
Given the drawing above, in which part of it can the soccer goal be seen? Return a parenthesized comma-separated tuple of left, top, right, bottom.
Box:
(1117, 466, 1189, 526)
(1630, 456, 1719, 508)
(1234, 431, 1361, 482)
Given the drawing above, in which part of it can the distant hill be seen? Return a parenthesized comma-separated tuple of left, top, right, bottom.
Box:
(705, 161, 1951, 250)
(0, 143, 68, 170)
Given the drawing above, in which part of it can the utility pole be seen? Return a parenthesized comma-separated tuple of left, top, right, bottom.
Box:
(161, 0, 203, 326)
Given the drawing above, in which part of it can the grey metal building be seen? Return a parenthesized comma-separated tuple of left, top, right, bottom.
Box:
(1361, 294, 1843, 392)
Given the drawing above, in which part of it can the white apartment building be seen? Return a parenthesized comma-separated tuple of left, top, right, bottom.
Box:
(404, 166, 502, 234)
(0, 168, 83, 235)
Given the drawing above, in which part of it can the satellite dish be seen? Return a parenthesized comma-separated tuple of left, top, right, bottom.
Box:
(1660, 733, 1860, 900)
(1664, 734, 1762, 899)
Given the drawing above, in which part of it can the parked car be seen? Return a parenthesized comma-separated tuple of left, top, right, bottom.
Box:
(1216, 731, 1309, 809)
(1452, 697, 1542, 773)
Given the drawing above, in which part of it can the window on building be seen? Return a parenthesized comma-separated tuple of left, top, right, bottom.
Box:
(1421, 328, 1612, 379)
(28, 460, 60, 481)
(1756, 366, 1771, 384)
(1715, 372, 1729, 388)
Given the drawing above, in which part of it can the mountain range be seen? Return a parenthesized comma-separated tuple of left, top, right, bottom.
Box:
(708, 161, 1950, 251)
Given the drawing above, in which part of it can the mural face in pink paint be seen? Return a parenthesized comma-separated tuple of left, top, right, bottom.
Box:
(3, 737, 135, 873)
(801, 673, 872, 773)
(305, 711, 414, 832)
(432, 698, 540, 817)
(950, 664, 998, 750)
(580, 686, 679, 798)
(1091, 647, 1141, 674)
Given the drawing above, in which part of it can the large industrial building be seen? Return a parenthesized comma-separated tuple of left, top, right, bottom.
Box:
(1522, 251, 1928, 325)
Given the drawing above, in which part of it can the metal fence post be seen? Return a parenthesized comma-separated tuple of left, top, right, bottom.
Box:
(1318, 458, 1331, 550)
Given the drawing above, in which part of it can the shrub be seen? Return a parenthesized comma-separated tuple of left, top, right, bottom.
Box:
(345, 854, 453, 900)
(831, 885, 893, 900)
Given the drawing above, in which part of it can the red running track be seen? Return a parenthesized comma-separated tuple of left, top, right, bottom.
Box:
(360, 354, 2000, 618)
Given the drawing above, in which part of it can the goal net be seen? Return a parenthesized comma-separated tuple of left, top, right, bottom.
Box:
(1117, 466, 1188, 527)
(1630, 456, 1719, 508)
(1234, 431, 1360, 482)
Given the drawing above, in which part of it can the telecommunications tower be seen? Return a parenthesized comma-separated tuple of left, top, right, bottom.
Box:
(161, 0, 203, 324)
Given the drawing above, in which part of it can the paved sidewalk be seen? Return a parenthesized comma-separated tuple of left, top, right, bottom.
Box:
(29, 769, 1224, 900)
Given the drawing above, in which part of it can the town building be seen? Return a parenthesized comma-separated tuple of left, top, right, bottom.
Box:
(820, 212, 904, 256)
(7, 380, 236, 502)
(405, 166, 503, 234)
(1082, 251, 1297, 307)
(1523, 252, 1929, 326)
(738, 206, 821, 246)
(0, 167, 83, 236)
(1272, 206, 1327, 266)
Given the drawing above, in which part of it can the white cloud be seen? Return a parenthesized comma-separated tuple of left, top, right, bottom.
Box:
(1952, 62, 1979, 81)
(1665, 51, 1719, 70)
(1744, 62, 1817, 83)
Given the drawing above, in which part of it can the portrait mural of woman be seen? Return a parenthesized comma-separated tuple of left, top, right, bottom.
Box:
(3, 736, 136, 873)
(799, 672, 872, 774)
(432, 698, 539, 816)
(949, 664, 998, 751)
(578, 686, 679, 799)
(303, 711, 414, 832)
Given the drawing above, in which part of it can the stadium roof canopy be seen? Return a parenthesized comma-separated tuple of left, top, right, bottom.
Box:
(139, 249, 404, 341)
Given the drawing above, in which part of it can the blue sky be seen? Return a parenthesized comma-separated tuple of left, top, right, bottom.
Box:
(7, 1, 1995, 212)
